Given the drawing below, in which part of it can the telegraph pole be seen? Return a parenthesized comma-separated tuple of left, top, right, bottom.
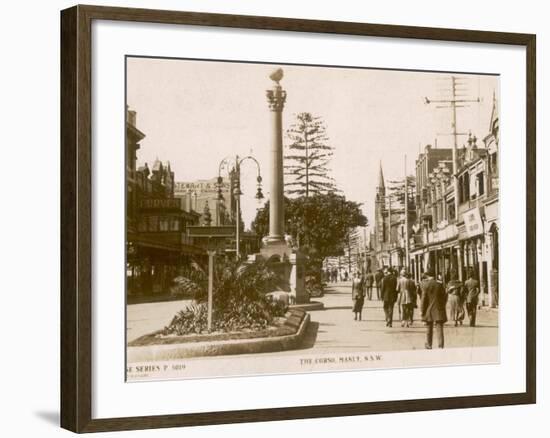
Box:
(387, 193, 392, 268)
(363, 226, 368, 274)
(404, 154, 409, 270)
(424, 76, 480, 222)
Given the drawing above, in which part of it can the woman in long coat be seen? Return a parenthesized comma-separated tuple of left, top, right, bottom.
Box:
(446, 273, 465, 326)
(397, 270, 417, 327)
(351, 272, 365, 321)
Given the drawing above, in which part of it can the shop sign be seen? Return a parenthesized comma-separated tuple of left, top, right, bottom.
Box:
(464, 207, 483, 237)
(175, 180, 229, 194)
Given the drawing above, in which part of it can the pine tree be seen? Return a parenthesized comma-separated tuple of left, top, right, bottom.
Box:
(284, 112, 337, 197)
(387, 176, 416, 212)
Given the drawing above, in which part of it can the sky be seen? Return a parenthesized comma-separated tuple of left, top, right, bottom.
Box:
(126, 57, 498, 233)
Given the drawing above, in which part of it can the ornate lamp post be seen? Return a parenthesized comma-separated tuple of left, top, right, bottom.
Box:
(217, 155, 263, 258)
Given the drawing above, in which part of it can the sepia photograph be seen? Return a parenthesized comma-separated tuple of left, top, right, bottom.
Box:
(125, 57, 500, 382)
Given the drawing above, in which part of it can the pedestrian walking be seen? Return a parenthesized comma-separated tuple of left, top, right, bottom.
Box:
(365, 270, 374, 300)
(464, 269, 480, 327)
(420, 269, 448, 349)
(397, 269, 417, 327)
(381, 268, 397, 327)
(407, 273, 418, 325)
(351, 272, 365, 321)
(446, 273, 465, 326)
(416, 278, 423, 300)
(374, 269, 384, 300)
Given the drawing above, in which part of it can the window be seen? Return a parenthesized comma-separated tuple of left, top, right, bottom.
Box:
(170, 218, 179, 231)
(447, 199, 456, 221)
(463, 172, 470, 202)
(477, 172, 485, 196)
(159, 217, 170, 231)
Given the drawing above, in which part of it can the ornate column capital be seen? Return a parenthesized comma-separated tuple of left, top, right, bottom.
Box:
(266, 86, 287, 112)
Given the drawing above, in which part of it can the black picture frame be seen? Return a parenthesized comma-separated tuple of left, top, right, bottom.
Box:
(61, 4, 536, 433)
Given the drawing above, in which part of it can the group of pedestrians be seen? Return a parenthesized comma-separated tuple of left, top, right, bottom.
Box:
(325, 268, 349, 283)
(349, 267, 481, 350)
(446, 270, 481, 327)
(352, 268, 417, 326)
(350, 268, 385, 320)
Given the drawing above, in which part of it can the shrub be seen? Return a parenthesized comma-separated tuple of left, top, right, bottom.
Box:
(163, 258, 288, 336)
(165, 304, 208, 335)
(305, 257, 325, 297)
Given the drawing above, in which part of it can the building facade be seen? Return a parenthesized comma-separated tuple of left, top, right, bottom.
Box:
(175, 175, 236, 227)
(126, 108, 204, 300)
(407, 96, 499, 308)
(409, 145, 458, 283)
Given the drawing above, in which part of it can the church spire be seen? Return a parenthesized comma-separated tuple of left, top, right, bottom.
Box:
(378, 161, 385, 190)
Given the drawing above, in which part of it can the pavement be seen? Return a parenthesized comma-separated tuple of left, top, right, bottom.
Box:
(126, 282, 499, 353)
(126, 299, 193, 342)
(294, 281, 499, 354)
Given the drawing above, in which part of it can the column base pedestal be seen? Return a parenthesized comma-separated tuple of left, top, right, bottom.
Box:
(248, 240, 308, 304)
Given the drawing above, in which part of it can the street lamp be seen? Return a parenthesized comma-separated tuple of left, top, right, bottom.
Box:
(217, 154, 263, 258)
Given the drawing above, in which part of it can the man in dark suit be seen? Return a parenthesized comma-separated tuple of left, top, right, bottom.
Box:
(381, 268, 398, 327)
(365, 270, 374, 300)
(374, 269, 384, 300)
(420, 269, 448, 349)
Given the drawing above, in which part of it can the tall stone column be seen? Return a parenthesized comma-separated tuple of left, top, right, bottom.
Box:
(257, 69, 307, 304)
(265, 68, 287, 245)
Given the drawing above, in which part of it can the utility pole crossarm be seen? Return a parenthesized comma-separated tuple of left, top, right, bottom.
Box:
(424, 75, 481, 224)
(425, 97, 480, 104)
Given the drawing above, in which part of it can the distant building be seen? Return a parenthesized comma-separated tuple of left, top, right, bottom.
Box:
(372, 163, 390, 269)
(175, 174, 237, 226)
(371, 163, 416, 271)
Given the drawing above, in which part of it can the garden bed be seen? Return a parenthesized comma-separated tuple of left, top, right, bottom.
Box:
(129, 308, 306, 347)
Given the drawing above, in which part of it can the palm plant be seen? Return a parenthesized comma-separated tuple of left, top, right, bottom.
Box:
(164, 258, 285, 335)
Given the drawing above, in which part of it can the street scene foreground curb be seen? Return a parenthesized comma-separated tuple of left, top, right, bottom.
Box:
(127, 310, 311, 361)
(290, 300, 324, 311)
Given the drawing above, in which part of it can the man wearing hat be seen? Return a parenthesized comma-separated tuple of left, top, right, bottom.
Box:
(397, 269, 417, 327)
(381, 268, 398, 327)
(420, 268, 448, 349)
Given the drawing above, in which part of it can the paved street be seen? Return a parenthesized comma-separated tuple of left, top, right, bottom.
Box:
(127, 299, 193, 342)
(296, 281, 498, 354)
(127, 282, 498, 354)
